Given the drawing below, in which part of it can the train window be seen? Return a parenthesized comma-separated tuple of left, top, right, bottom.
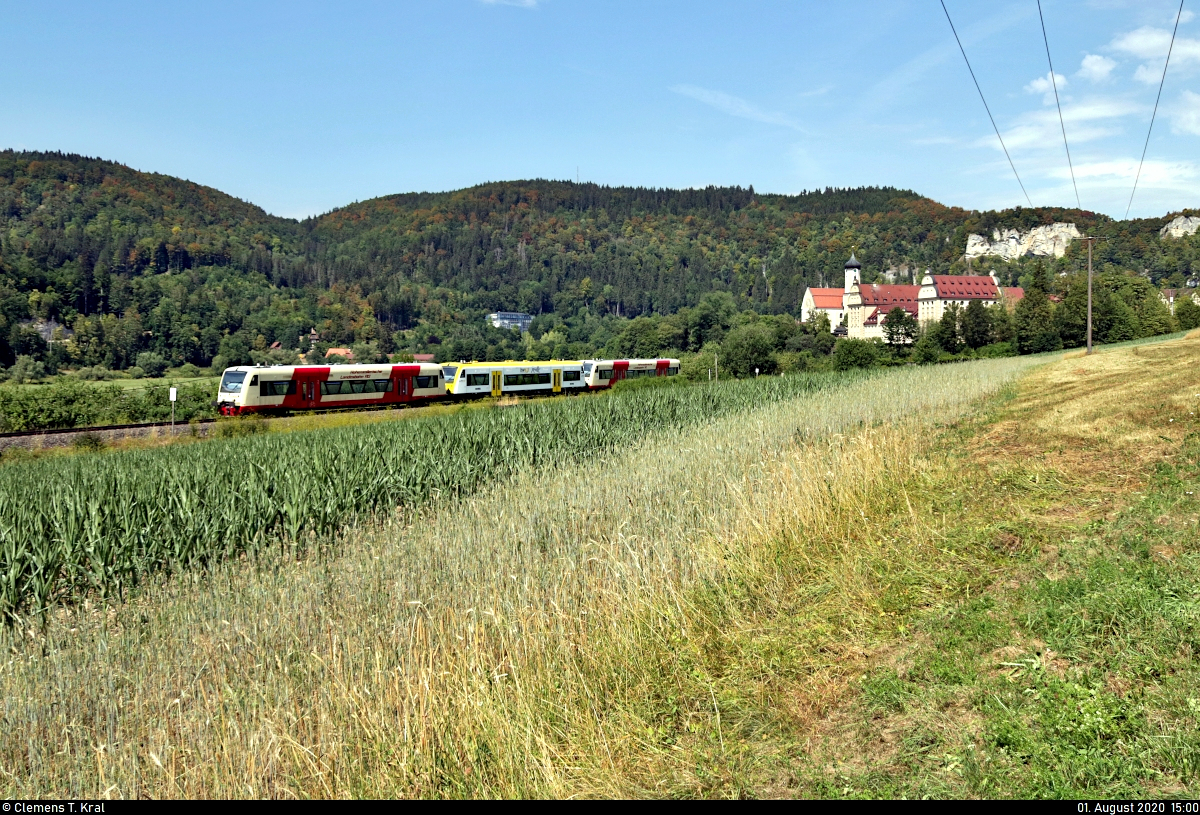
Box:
(441, 366, 458, 380)
(320, 381, 343, 395)
(466, 373, 489, 387)
(667, 367, 679, 376)
(503, 373, 552, 386)
(415, 375, 437, 389)
(374, 379, 394, 392)
(220, 371, 247, 393)
(582, 362, 593, 375)
(562, 370, 581, 382)
(261, 380, 297, 397)
(598, 369, 613, 381)
(348, 381, 374, 394)
(250, 375, 259, 386)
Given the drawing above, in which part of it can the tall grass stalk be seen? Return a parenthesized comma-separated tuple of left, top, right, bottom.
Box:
(0, 356, 1040, 797)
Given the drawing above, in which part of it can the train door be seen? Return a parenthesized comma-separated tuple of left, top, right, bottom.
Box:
(283, 367, 331, 412)
(552, 369, 562, 393)
(397, 376, 410, 401)
(491, 371, 502, 397)
(298, 377, 318, 408)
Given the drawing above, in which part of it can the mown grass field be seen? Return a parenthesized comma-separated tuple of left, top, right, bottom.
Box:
(796, 332, 1200, 797)
(0, 337, 1195, 798)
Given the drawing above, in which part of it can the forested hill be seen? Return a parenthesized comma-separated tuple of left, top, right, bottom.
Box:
(295, 181, 961, 325)
(0, 149, 1195, 371)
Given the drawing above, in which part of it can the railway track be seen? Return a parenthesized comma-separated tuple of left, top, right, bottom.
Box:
(0, 417, 220, 441)
(0, 400, 456, 450)
(0, 387, 601, 452)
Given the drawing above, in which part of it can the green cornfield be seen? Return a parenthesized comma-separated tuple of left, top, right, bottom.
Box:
(0, 371, 866, 618)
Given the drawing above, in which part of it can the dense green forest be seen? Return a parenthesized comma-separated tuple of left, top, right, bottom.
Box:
(1, 149, 1196, 375)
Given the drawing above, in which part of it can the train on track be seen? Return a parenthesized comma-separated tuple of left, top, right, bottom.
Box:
(215, 358, 681, 416)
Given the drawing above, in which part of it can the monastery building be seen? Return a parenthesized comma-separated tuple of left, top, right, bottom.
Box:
(803, 254, 1024, 340)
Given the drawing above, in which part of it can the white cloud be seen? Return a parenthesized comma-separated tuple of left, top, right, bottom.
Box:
(1078, 54, 1117, 82)
(1024, 71, 1069, 105)
(1172, 89, 1200, 135)
(670, 85, 806, 131)
(1064, 158, 1199, 187)
(1110, 26, 1200, 84)
(1025, 71, 1068, 95)
(985, 96, 1142, 151)
(1133, 63, 1164, 84)
(1112, 27, 1178, 60)
(1177, 9, 1194, 24)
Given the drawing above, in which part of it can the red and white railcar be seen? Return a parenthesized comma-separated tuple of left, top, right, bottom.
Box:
(581, 358, 680, 388)
(216, 363, 444, 415)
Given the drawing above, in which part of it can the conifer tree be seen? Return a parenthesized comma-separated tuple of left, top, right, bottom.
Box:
(1175, 296, 1200, 330)
(960, 299, 992, 349)
(935, 303, 962, 353)
(1014, 264, 1061, 353)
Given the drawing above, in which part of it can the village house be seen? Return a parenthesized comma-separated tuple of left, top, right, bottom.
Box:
(1160, 288, 1200, 313)
(800, 286, 846, 328)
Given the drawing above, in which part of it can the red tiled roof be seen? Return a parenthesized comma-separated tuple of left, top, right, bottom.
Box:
(1001, 287, 1024, 302)
(930, 275, 1000, 299)
(411, 353, 436, 362)
(1162, 288, 1177, 299)
(325, 347, 354, 359)
(858, 284, 921, 307)
(807, 288, 845, 309)
(864, 303, 918, 326)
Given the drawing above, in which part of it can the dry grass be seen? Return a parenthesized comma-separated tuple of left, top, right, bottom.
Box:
(795, 334, 1200, 797)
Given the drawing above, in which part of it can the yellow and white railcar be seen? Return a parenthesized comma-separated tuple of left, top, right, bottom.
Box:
(443, 361, 587, 397)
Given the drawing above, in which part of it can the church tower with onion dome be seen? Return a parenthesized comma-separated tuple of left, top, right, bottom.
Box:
(844, 252, 862, 293)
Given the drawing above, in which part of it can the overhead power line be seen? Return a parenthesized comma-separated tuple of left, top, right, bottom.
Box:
(939, 0, 1033, 207)
(1037, 0, 1081, 210)
(1127, 0, 1186, 219)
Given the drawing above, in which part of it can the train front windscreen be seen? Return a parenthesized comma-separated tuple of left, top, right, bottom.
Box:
(219, 370, 247, 394)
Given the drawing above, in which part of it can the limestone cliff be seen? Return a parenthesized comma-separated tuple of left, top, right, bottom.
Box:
(1160, 215, 1200, 239)
(964, 223, 1080, 261)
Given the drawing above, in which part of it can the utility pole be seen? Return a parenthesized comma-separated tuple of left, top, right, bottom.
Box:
(1084, 237, 1095, 355)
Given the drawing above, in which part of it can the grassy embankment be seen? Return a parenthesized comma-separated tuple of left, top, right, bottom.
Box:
(797, 332, 1200, 797)
(1, 337, 1195, 797)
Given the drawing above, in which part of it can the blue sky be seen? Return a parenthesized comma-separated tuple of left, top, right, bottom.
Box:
(2, 0, 1197, 220)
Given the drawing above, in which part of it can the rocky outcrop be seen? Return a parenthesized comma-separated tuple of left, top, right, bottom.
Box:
(1160, 215, 1200, 239)
(964, 223, 1081, 260)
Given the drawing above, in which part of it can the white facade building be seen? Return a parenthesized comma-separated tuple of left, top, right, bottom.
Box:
(916, 273, 1024, 325)
(488, 312, 534, 332)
